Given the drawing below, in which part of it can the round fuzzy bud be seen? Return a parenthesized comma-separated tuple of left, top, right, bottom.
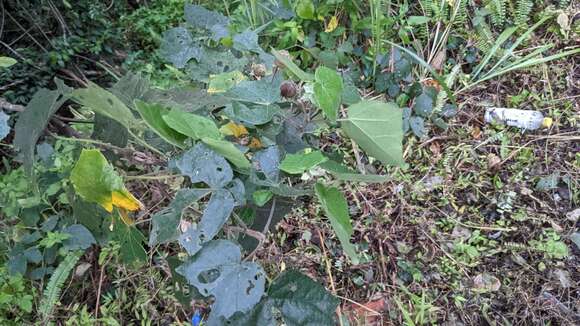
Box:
(251, 63, 266, 78)
(280, 81, 298, 98)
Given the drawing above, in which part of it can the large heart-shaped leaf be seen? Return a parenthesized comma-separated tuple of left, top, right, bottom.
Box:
(315, 182, 359, 264)
(162, 109, 222, 141)
(134, 100, 187, 148)
(228, 270, 339, 325)
(178, 190, 235, 256)
(314, 66, 343, 123)
(201, 137, 251, 170)
(225, 74, 283, 105)
(280, 149, 328, 174)
(341, 101, 404, 167)
(177, 240, 266, 325)
(223, 102, 280, 126)
(70, 149, 142, 214)
(160, 27, 202, 69)
(176, 144, 233, 188)
(149, 189, 210, 246)
(184, 4, 230, 41)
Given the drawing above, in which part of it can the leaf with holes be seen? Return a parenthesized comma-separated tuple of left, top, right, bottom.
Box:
(163, 109, 222, 141)
(226, 74, 283, 105)
(314, 66, 343, 122)
(315, 182, 359, 264)
(228, 270, 339, 325)
(184, 4, 230, 41)
(341, 101, 404, 167)
(280, 150, 328, 174)
(149, 189, 210, 246)
(177, 240, 266, 324)
(134, 100, 187, 148)
(176, 144, 233, 188)
(160, 27, 202, 69)
(178, 190, 235, 256)
(70, 149, 143, 214)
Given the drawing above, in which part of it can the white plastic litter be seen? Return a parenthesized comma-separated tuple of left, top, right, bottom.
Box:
(484, 107, 552, 130)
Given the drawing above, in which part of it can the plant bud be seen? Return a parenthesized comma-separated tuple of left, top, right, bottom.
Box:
(251, 63, 266, 77)
(280, 81, 298, 98)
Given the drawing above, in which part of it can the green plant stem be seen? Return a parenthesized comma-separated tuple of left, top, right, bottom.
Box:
(127, 129, 167, 158)
(124, 174, 181, 181)
(50, 134, 129, 153)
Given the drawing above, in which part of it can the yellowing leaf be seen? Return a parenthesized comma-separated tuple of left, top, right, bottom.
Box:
(70, 149, 142, 220)
(325, 16, 339, 33)
(207, 70, 246, 94)
(220, 121, 249, 138)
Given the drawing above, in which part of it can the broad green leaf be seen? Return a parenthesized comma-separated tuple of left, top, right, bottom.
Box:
(188, 49, 249, 82)
(319, 160, 389, 183)
(112, 215, 147, 265)
(207, 71, 246, 94)
(162, 109, 222, 140)
(271, 49, 314, 81)
(72, 82, 138, 129)
(341, 101, 405, 167)
(177, 240, 266, 324)
(62, 224, 96, 251)
(134, 100, 187, 148)
(70, 149, 143, 214)
(315, 182, 359, 264)
(202, 137, 251, 170)
(342, 75, 361, 105)
(252, 146, 281, 185)
(14, 88, 69, 176)
(149, 189, 210, 246)
(228, 270, 339, 325)
(233, 30, 261, 53)
(314, 66, 343, 122)
(0, 111, 10, 140)
(0, 56, 17, 68)
(409, 116, 426, 137)
(268, 270, 340, 325)
(225, 74, 283, 105)
(184, 4, 230, 41)
(296, 0, 315, 20)
(413, 93, 433, 117)
(144, 86, 229, 113)
(280, 150, 328, 174)
(178, 190, 235, 256)
(109, 72, 150, 108)
(91, 114, 128, 149)
(160, 27, 202, 69)
(253, 190, 273, 207)
(223, 102, 280, 126)
(176, 144, 233, 188)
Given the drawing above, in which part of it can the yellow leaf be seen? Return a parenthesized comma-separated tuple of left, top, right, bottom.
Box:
(112, 190, 143, 212)
(118, 208, 135, 226)
(219, 121, 249, 138)
(248, 137, 263, 149)
(325, 16, 339, 33)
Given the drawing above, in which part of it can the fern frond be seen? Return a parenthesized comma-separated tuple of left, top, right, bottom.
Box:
(40, 252, 82, 322)
(514, 0, 534, 30)
(487, 0, 507, 28)
(474, 22, 495, 55)
(558, 0, 570, 9)
(453, 0, 469, 27)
